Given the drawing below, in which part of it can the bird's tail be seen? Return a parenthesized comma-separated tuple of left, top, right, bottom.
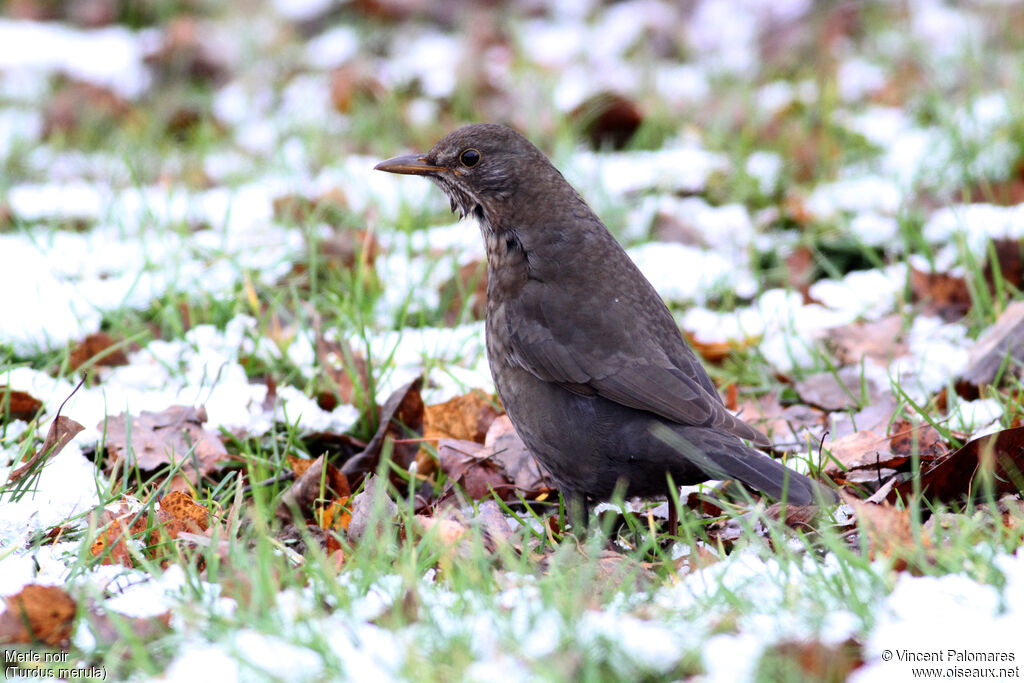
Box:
(656, 424, 837, 505)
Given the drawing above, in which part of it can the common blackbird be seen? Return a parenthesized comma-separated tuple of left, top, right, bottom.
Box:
(376, 124, 835, 524)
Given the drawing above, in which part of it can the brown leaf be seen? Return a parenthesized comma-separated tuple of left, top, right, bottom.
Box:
(413, 515, 468, 545)
(893, 425, 1024, 503)
(68, 331, 130, 371)
(761, 639, 862, 683)
(887, 419, 947, 461)
(9, 415, 85, 483)
(159, 491, 210, 533)
(737, 392, 826, 449)
(570, 91, 643, 150)
(346, 475, 398, 544)
(0, 387, 44, 421)
(90, 499, 147, 567)
(785, 245, 816, 300)
(963, 300, 1024, 386)
(762, 502, 827, 531)
(794, 366, 880, 412)
(0, 585, 76, 647)
(418, 390, 500, 475)
(99, 405, 228, 488)
(651, 211, 708, 246)
(144, 17, 227, 85)
(484, 416, 554, 495)
(436, 438, 510, 500)
(341, 377, 424, 487)
(984, 237, 1024, 292)
(824, 430, 896, 476)
(474, 499, 516, 553)
(276, 454, 351, 524)
(424, 391, 499, 446)
(910, 266, 971, 322)
(684, 332, 748, 364)
(828, 394, 899, 441)
(846, 495, 928, 571)
(828, 315, 909, 365)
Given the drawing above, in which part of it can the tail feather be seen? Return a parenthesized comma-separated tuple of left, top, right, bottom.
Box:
(656, 425, 836, 505)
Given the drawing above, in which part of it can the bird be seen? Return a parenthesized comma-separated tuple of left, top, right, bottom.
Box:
(375, 123, 836, 530)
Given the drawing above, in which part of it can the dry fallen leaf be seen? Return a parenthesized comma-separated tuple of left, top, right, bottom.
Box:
(962, 300, 1024, 386)
(68, 331, 129, 371)
(910, 265, 971, 322)
(100, 405, 228, 489)
(0, 386, 44, 421)
(893, 425, 1024, 504)
(737, 392, 826, 450)
(483, 416, 553, 495)
(90, 498, 147, 567)
(276, 454, 351, 528)
(828, 315, 909, 365)
(8, 415, 84, 483)
(846, 495, 930, 571)
(0, 585, 76, 647)
(794, 366, 883, 412)
(824, 430, 896, 477)
(340, 377, 424, 488)
(570, 91, 643, 150)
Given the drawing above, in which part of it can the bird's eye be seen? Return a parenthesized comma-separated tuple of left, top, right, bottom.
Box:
(459, 148, 481, 167)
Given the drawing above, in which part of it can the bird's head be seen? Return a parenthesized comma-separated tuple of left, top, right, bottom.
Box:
(375, 124, 555, 226)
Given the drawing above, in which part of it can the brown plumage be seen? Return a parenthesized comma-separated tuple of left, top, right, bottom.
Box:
(376, 124, 835, 524)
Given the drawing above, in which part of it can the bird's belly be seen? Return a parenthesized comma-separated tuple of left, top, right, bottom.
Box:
(489, 361, 705, 500)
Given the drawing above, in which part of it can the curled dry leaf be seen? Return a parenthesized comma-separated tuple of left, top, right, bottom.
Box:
(0, 585, 76, 648)
(8, 415, 84, 483)
(341, 377, 424, 487)
(437, 438, 510, 501)
(276, 454, 351, 530)
(159, 491, 211, 534)
(484, 415, 554, 495)
(892, 425, 1024, 504)
(824, 430, 895, 477)
(887, 418, 947, 461)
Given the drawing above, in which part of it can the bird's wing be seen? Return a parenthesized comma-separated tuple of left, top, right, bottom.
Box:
(503, 276, 769, 446)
